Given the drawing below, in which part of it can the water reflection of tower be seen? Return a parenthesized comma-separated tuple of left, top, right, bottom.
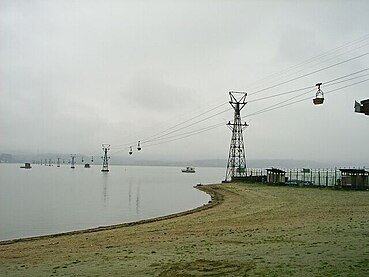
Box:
(71, 154, 76, 169)
(128, 180, 132, 209)
(102, 173, 108, 206)
(136, 184, 140, 215)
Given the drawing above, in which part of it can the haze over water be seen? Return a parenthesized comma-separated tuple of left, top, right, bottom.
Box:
(0, 164, 224, 241)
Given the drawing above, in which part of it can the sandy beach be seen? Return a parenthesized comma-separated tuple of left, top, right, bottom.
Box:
(1, 183, 368, 276)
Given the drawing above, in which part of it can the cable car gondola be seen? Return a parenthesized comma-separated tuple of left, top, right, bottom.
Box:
(129, 146, 133, 155)
(313, 82, 324, 105)
(137, 141, 141, 151)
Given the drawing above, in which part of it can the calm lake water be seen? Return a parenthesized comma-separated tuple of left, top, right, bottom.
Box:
(0, 163, 225, 241)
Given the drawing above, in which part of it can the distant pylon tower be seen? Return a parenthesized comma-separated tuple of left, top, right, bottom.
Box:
(101, 144, 111, 172)
(71, 154, 76, 169)
(225, 91, 248, 182)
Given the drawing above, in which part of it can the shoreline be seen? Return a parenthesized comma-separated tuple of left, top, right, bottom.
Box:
(0, 184, 224, 246)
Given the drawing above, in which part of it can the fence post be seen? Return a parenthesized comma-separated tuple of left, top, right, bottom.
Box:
(318, 169, 321, 187)
(325, 169, 328, 187)
(296, 168, 299, 180)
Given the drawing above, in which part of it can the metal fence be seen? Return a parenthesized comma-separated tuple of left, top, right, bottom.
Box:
(245, 168, 343, 187)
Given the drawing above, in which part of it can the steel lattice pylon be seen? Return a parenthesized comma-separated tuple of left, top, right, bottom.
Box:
(225, 91, 248, 182)
(101, 144, 110, 172)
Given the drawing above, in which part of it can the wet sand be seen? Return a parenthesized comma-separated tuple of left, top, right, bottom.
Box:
(1, 183, 368, 276)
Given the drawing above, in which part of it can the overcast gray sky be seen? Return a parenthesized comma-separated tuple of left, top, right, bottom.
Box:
(1, 0, 369, 165)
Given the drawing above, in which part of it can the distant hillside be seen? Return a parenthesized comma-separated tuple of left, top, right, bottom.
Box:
(3, 152, 366, 169)
(247, 159, 331, 169)
(109, 158, 342, 168)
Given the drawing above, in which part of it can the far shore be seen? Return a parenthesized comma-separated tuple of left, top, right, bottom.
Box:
(1, 183, 368, 276)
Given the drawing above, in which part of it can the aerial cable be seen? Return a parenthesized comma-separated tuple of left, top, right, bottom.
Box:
(248, 34, 369, 89)
(141, 122, 224, 144)
(140, 101, 228, 143)
(109, 123, 224, 153)
(245, 33, 369, 91)
(143, 123, 224, 148)
(111, 70, 369, 151)
(141, 107, 231, 144)
(110, 101, 228, 150)
(109, 107, 230, 152)
(111, 141, 136, 150)
(105, 44, 369, 153)
(324, 73, 369, 88)
(244, 78, 369, 118)
(247, 67, 369, 104)
(104, 68, 369, 153)
(249, 52, 369, 96)
(138, 70, 368, 144)
(142, 107, 230, 143)
(248, 41, 369, 92)
(112, 66, 368, 149)
(106, 77, 369, 153)
(109, 147, 129, 156)
(111, 39, 369, 151)
(248, 85, 314, 103)
(113, 64, 369, 151)
(138, 78, 369, 149)
(323, 67, 369, 84)
(245, 88, 316, 118)
(324, 77, 369, 97)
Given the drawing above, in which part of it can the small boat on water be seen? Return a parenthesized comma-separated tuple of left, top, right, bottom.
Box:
(181, 166, 195, 173)
(20, 163, 32, 169)
(84, 163, 91, 168)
